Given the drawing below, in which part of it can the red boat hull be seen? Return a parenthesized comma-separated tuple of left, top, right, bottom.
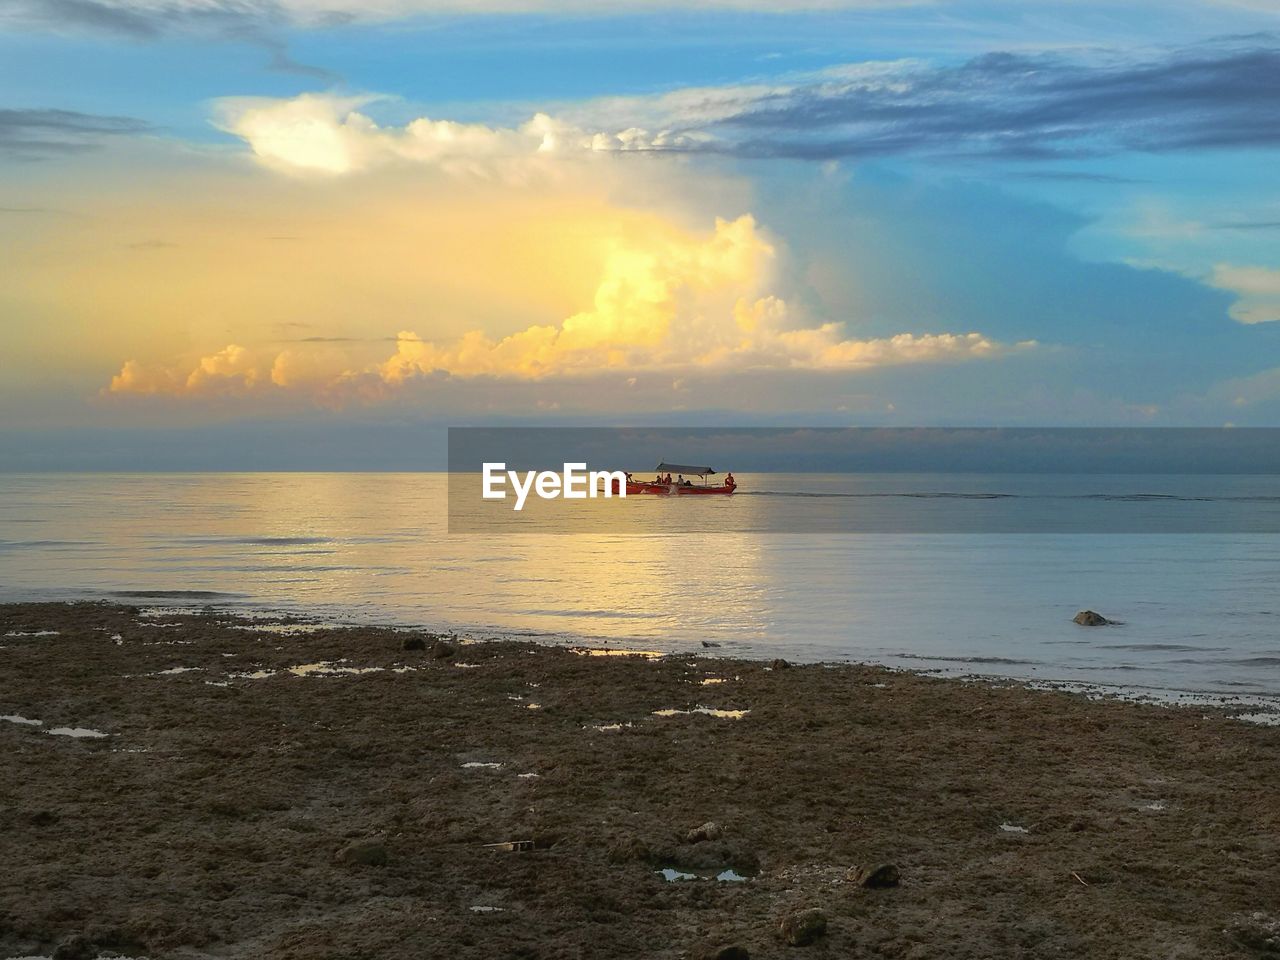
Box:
(620, 481, 736, 496)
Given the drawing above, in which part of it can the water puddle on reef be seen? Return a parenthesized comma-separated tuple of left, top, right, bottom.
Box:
(231, 623, 328, 635)
(658, 867, 751, 883)
(46, 727, 108, 739)
(652, 707, 749, 720)
(286, 661, 383, 677)
(570, 648, 664, 659)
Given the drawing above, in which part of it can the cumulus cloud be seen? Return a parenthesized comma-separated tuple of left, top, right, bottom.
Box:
(215, 93, 710, 177)
(1212, 264, 1280, 324)
(109, 344, 260, 394)
(106, 215, 1031, 401)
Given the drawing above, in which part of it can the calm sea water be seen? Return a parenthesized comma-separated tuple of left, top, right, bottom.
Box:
(2, 472, 1279, 702)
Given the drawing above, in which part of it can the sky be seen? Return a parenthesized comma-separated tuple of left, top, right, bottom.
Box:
(2, 0, 1280, 468)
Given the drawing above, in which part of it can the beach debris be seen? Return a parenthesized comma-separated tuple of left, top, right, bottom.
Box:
(998, 822, 1029, 834)
(778, 908, 828, 947)
(483, 839, 535, 852)
(1073, 610, 1116, 626)
(701, 640, 722, 648)
(694, 944, 749, 960)
(847, 863, 900, 888)
(401, 635, 426, 651)
(686, 821, 725, 844)
(770, 658, 791, 670)
(336, 840, 388, 867)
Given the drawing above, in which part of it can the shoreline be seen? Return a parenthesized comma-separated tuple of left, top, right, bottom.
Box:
(8, 592, 1280, 721)
(2, 601, 1279, 958)
(6, 592, 1280, 714)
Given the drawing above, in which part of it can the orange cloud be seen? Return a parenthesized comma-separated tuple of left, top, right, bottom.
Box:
(106, 215, 1033, 402)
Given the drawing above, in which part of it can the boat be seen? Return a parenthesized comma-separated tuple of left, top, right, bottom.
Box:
(617, 462, 737, 496)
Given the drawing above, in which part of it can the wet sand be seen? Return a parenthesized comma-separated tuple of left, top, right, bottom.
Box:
(2, 601, 1279, 960)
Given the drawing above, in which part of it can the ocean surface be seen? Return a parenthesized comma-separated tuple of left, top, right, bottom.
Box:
(3, 472, 1280, 704)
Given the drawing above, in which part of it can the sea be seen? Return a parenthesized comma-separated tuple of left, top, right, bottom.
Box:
(3, 472, 1280, 709)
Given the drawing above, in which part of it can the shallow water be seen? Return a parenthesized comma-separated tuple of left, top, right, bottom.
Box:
(2, 472, 1280, 700)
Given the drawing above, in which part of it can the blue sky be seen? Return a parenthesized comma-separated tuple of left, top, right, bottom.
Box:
(2, 0, 1279, 467)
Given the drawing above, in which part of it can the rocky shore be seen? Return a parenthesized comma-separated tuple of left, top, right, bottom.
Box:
(2, 602, 1278, 959)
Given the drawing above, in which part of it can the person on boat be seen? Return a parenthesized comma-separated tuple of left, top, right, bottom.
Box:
(676, 474, 684, 486)
(725, 472, 736, 491)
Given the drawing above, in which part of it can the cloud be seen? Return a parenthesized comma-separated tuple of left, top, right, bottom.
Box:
(635, 34, 1280, 161)
(109, 344, 261, 394)
(0, 107, 149, 160)
(106, 215, 1029, 402)
(1211, 264, 1280, 324)
(216, 94, 582, 176)
(0, 1, 337, 77)
(2, 0, 927, 38)
(219, 35, 1280, 178)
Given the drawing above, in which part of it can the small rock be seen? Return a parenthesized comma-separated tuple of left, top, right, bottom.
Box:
(686, 821, 724, 843)
(778, 908, 827, 946)
(337, 840, 388, 867)
(1073, 610, 1114, 626)
(52, 936, 95, 960)
(401, 635, 426, 651)
(770, 658, 791, 671)
(701, 640, 721, 648)
(695, 945, 749, 960)
(430, 640, 457, 660)
(29, 809, 58, 827)
(848, 863, 900, 888)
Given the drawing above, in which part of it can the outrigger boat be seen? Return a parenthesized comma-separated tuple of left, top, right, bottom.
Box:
(620, 462, 737, 496)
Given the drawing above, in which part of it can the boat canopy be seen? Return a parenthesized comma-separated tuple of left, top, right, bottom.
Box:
(655, 462, 717, 477)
